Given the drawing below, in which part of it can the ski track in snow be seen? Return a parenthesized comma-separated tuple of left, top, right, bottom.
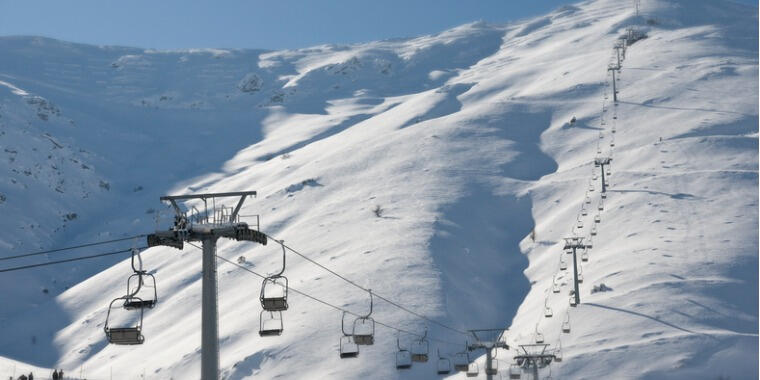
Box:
(0, 0, 757, 379)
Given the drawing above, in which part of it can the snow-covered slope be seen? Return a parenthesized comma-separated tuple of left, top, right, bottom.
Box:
(0, 0, 757, 379)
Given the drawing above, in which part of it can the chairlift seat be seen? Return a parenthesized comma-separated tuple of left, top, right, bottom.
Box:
(466, 363, 479, 377)
(535, 332, 545, 344)
(601, 193, 607, 199)
(562, 322, 571, 333)
(569, 297, 577, 307)
(437, 358, 452, 374)
(510, 364, 522, 379)
(560, 261, 568, 271)
(107, 327, 144, 345)
(353, 317, 375, 345)
(595, 215, 601, 223)
(259, 311, 284, 337)
(396, 350, 412, 368)
(340, 336, 359, 358)
(453, 353, 469, 371)
(545, 306, 553, 318)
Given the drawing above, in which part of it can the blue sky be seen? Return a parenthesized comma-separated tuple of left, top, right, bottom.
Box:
(0, 0, 757, 50)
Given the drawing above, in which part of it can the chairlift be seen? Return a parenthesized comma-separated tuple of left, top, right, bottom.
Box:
(259, 310, 284, 336)
(589, 184, 595, 192)
(509, 364, 522, 379)
(340, 335, 359, 358)
(585, 195, 591, 204)
(590, 225, 597, 236)
(411, 329, 430, 362)
(104, 296, 145, 345)
(124, 249, 157, 310)
(535, 326, 545, 344)
(559, 257, 568, 271)
(562, 313, 571, 333)
(598, 201, 604, 211)
(581, 249, 589, 262)
(260, 240, 288, 312)
(601, 192, 607, 199)
(544, 298, 553, 318)
(486, 358, 499, 375)
(339, 312, 359, 358)
(453, 347, 470, 371)
(554, 339, 563, 362)
(576, 219, 583, 229)
(436, 349, 452, 374)
(569, 295, 577, 307)
(552, 277, 561, 293)
(396, 337, 412, 368)
(594, 214, 601, 223)
(466, 362, 479, 377)
(353, 290, 375, 345)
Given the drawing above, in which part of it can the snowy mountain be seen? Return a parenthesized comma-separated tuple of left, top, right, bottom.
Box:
(0, 0, 757, 379)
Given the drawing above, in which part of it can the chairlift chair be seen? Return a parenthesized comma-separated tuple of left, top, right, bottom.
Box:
(509, 364, 522, 379)
(259, 310, 284, 336)
(104, 296, 145, 345)
(590, 225, 597, 236)
(595, 214, 601, 223)
(339, 313, 359, 358)
(589, 184, 595, 192)
(466, 362, 479, 377)
(411, 329, 430, 362)
(260, 241, 289, 312)
(535, 330, 545, 344)
(569, 296, 577, 307)
(340, 336, 359, 358)
(453, 350, 470, 371)
(353, 290, 375, 345)
(544, 298, 553, 318)
(576, 219, 583, 229)
(552, 280, 560, 294)
(581, 249, 589, 262)
(562, 313, 571, 333)
(396, 338, 412, 368)
(436, 349, 452, 374)
(559, 258, 568, 271)
(486, 358, 499, 375)
(601, 192, 607, 199)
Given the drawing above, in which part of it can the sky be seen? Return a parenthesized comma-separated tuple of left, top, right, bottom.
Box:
(0, 0, 757, 51)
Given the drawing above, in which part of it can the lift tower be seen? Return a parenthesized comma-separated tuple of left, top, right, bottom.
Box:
(594, 156, 613, 193)
(608, 64, 620, 103)
(147, 191, 267, 380)
(563, 237, 590, 306)
(467, 329, 509, 380)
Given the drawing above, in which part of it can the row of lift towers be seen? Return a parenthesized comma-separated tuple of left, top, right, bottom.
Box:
(100, 110, 615, 379)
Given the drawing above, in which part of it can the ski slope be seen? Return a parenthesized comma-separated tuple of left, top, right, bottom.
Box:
(0, 0, 757, 379)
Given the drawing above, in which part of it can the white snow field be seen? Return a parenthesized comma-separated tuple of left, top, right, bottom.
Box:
(0, 0, 757, 378)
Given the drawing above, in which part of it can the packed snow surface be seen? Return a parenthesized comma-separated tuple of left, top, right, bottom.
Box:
(0, 0, 757, 379)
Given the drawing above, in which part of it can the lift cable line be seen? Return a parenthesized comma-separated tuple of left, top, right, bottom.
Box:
(0, 247, 143, 273)
(207, 245, 462, 347)
(0, 234, 148, 261)
(260, 232, 470, 337)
